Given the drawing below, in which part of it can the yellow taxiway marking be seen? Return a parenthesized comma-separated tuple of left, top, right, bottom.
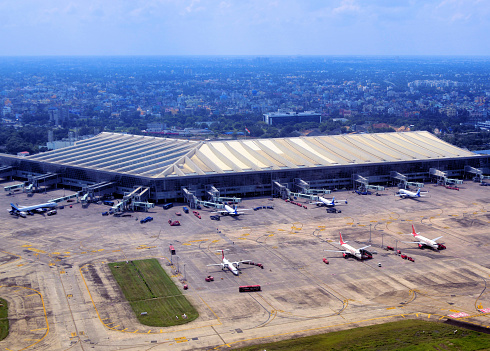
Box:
(449, 309, 460, 313)
(112, 249, 121, 252)
(241, 233, 250, 236)
(133, 330, 139, 333)
(81, 251, 87, 254)
(212, 240, 219, 243)
(52, 252, 60, 255)
(71, 332, 77, 337)
(175, 337, 188, 343)
(30, 328, 47, 332)
(147, 330, 152, 334)
(21, 244, 32, 247)
(428, 314, 431, 318)
(386, 307, 397, 310)
(17, 264, 24, 267)
(28, 248, 46, 254)
(121, 328, 128, 331)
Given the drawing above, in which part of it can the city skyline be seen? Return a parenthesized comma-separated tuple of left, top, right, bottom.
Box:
(0, 0, 489, 56)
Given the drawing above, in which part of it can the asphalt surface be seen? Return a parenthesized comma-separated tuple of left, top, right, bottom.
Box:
(0, 181, 489, 350)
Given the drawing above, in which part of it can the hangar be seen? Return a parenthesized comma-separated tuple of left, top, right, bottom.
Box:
(0, 131, 488, 202)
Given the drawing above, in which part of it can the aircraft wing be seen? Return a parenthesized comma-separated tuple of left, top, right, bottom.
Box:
(324, 250, 347, 253)
(359, 245, 371, 250)
(432, 236, 443, 241)
(234, 260, 252, 264)
(402, 241, 423, 244)
(206, 263, 223, 267)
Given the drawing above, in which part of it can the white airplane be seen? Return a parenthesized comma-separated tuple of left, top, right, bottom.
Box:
(312, 196, 347, 207)
(325, 232, 373, 260)
(207, 250, 251, 275)
(212, 204, 249, 217)
(395, 188, 426, 199)
(403, 225, 445, 250)
(9, 202, 57, 216)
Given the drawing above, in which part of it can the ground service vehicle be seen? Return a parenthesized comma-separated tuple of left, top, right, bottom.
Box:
(169, 245, 176, 255)
(102, 211, 109, 216)
(103, 200, 114, 206)
(239, 285, 261, 292)
(140, 216, 153, 224)
(163, 203, 173, 210)
(210, 215, 220, 221)
(183, 206, 189, 213)
(168, 220, 180, 226)
(205, 275, 214, 282)
(47, 210, 57, 216)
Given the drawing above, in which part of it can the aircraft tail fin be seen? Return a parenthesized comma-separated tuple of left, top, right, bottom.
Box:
(416, 188, 421, 196)
(339, 232, 346, 245)
(412, 225, 418, 237)
(10, 203, 20, 212)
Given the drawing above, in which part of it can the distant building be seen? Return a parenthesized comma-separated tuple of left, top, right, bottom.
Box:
(263, 110, 321, 125)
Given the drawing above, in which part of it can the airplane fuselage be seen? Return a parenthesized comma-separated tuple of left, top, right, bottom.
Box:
(416, 235, 438, 249)
(398, 189, 421, 198)
(221, 257, 239, 275)
(341, 244, 370, 259)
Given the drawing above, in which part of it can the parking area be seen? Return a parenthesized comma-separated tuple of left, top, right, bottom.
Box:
(0, 181, 490, 350)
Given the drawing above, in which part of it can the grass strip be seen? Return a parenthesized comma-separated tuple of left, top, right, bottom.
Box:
(0, 298, 8, 341)
(235, 319, 490, 351)
(109, 259, 198, 327)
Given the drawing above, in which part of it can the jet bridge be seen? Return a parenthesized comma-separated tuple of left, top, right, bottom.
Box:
(464, 165, 490, 182)
(82, 182, 116, 202)
(118, 186, 153, 212)
(272, 181, 291, 199)
(293, 178, 331, 195)
(182, 187, 199, 209)
(28, 173, 59, 192)
(390, 171, 422, 189)
(429, 168, 463, 185)
(4, 183, 25, 194)
(205, 185, 241, 203)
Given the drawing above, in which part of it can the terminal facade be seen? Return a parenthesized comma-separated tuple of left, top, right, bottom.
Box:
(0, 131, 488, 204)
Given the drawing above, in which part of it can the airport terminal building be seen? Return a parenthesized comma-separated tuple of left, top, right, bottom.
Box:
(0, 131, 488, 202)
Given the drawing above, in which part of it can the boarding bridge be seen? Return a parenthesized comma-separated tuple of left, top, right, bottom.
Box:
(206, 185, 220, 202)
(406, 182, 424, 188)
(131, 202, 155, 212)
(29, 173, 59, 192)
(182, 187, 199, 209)
(352, 174, 370, 190)
(206, 185, 241, 203)
(272, 181, 291, 199)
(119, 186, 152, 212)
(49, 193, 79, 203)
(82, 182, 116, 202)
(464, 165, 490, 182)
(290, 192, 322, 201)
(366, 185, 385, 191)
(429, 168, 463, 185)
(4, 183, 25, 194)
(390, 171, 408, 188)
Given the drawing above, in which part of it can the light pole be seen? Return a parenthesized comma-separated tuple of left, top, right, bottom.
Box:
(381, 233, 384, 249)
(184, 264, 186, 281)
(369, 224, 372, 243)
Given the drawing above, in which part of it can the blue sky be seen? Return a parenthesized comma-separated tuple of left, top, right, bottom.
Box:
(0, 0, 489, 56)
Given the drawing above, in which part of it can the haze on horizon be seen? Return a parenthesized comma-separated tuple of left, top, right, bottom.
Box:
(0, 0, 489, 57)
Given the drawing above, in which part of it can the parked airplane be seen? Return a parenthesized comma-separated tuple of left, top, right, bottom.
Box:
(403, 225, 445, 250)
(395, 188, 426, 199)
(212, 204, 249, 217)
(9, 202, 57, 216)
(207, 250, 251, 275)
(312, 196, 348, 207)
(325, 232, 373, 260)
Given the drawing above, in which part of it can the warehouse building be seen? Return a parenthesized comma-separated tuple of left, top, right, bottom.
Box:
(0, 131, 488, 202)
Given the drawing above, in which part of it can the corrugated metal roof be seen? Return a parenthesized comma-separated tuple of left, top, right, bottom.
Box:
(27, 131, 477, 178)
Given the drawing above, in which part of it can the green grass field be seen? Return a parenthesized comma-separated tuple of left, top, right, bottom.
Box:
(0, 298, 8, 341)
(109, 259, 198, 327)
(235, 319, 490, 351)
